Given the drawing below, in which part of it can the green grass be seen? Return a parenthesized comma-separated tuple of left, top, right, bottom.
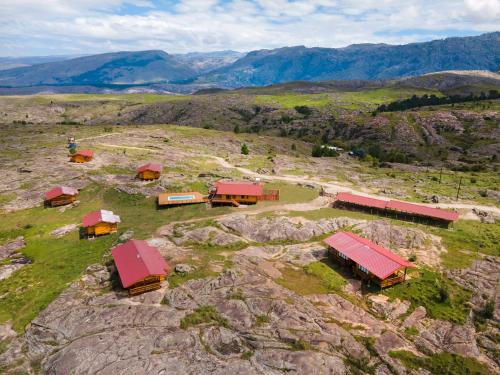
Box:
(255, 94, 330, 108)
(382, 269, 472, 324)
(180, 305, 229, 329)
(431, 220, 500, 269)
(259, 181, 319, 206)
(276, 259, 347, 295)
(389, 351, 491, 375)
(0, 184, 235, 331)
(335, 87, 439, 109)
(255, 314, 270, 327)
(0, 192, 16, 206)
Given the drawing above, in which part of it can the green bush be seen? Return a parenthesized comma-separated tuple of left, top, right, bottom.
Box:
(389, 350, 491, 375)
(180, 305, 228, 329)
(241, 143, 249, 155)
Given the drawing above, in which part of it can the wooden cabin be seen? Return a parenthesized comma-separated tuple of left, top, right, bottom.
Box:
(112, 240, 170, 295)
(82, 209, 120, 237)
(324, 231, 415, 288)
(44, 186, 79, 207)
(210, 180, 279, 207)
(137, 162, 162, 180)
(70, 150, 94, 163)
(334, 192, 459, 227)
(157, 191, 208, 207)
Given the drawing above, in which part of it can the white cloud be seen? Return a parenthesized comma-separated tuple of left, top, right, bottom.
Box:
(0, 0, 497, 56)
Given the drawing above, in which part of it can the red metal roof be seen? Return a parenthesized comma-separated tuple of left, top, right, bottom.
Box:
(324, 231, 414, 279)
(137, 162, 162, 173)
(335, 192, 459, 222)
(386, 200, 459, 222)
(215, 181, 264, 196)
(82, 209, 121, 227)
(112, 240, 169, 288)
(336, 192, 387, 209)
(44, 186, 78, 200)
(75, 149, 93, 157)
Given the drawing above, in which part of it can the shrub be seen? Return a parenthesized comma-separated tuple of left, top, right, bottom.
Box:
(241, 143, 249, 155)
(233, 125, 240, 134)
(438, 285, 449, 303)
(294, 105, 313, 117)
(180, 305, 228, 329)
(291, 143, 296, 151)
(408, 254, 417, 262)
(241, 351, 254, 360)
(479, 300, 495, 320)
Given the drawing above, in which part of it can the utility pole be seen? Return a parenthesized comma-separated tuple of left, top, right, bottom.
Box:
(456, 176, 462, 201)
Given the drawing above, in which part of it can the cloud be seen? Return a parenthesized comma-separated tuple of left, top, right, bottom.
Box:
(0, 0, 498, 56)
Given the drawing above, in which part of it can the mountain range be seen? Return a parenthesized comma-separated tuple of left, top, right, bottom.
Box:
(0, 32, 498, 93)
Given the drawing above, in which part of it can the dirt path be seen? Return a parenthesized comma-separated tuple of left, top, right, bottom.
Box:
(156, 196, 332, 236)
(96, 143, 161, 153)
(208, 156, 500, 217)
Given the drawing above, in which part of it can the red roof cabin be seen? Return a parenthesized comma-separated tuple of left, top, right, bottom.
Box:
(210, 180, 279, 207)
(334, 192, 459, 227)
(82, 209, 120, 237)
(112, 240, 170, 295)
(44, 186, 79, 207)
(324, 231, 415, 288)
(70, 149, 93, 163)
(137, 162, 162, 180)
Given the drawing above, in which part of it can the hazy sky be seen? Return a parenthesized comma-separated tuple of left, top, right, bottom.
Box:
(0, 0, 498, 56)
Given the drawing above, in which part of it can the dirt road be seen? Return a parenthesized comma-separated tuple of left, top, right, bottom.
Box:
(208, 156, 500, 217)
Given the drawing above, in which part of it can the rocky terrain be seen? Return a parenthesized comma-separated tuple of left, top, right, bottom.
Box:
(1, 212, 498, 374)
(0, 104, 498, 374)
(0, 77, 498, 168)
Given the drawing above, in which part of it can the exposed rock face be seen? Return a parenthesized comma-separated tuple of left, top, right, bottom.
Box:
(49, 224, 78, 237)
(356, 220, 444, 268)
(4, 255, 380, 374)
(218, 214, 362, 243)
(174, 263, 196, 274)
(402, 306, 427, 328)
(472, 208, 496, 223)
(0, 236, 30, 282)
(415, 320, 480, 357)
(0, 237, 25, 261)
(172, 225, 244, 247)
(447, 256, 500, 319)
(369, 295, 411, 321)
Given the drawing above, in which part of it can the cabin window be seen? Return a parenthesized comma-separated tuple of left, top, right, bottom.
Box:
(358, 265, 369, 273)
(338, 251, 348, 260)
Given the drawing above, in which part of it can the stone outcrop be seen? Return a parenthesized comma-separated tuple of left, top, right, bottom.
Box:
(218, 214, 362, 243)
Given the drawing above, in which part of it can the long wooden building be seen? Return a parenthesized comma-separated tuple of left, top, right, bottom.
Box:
(44, 186, 79, 207)
(112, 240, 170, 295)
(324, 231, 415, 288)
(210, 180, 279, 207)
(82, 209, 121, 237)
(334, 192, 459, 227)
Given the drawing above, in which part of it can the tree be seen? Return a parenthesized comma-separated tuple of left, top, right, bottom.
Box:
(291, 143, 297, 151)
(294, 105, 313, 117)
(233, 124, 240, 134)
(241, 143, 249, 155)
